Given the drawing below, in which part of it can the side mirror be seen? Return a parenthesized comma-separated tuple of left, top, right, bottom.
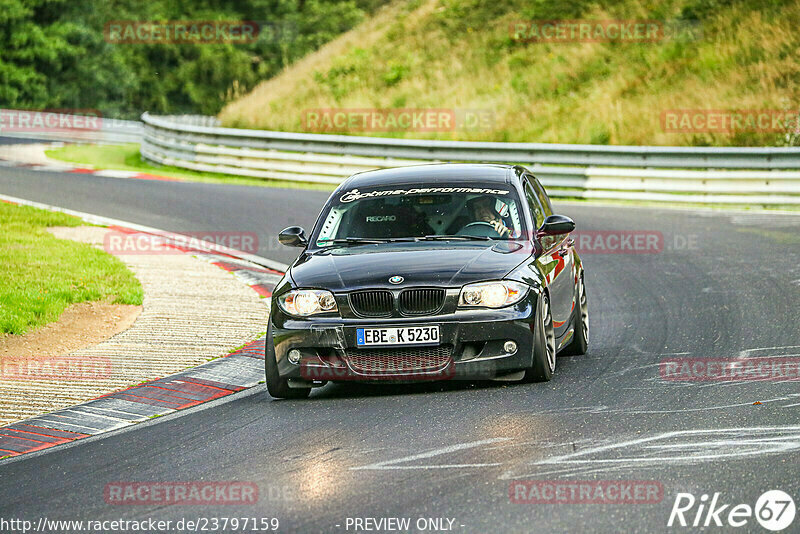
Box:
(278, 226, 308, 247)
(537, 214, 575, 237)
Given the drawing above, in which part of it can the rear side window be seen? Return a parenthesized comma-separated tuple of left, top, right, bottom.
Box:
(524, 180, 545, 229)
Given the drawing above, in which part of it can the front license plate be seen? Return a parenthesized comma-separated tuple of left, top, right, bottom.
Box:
(356, 326, 440, 347)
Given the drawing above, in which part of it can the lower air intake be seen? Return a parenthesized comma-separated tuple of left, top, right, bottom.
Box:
(345, 345, 453, 375)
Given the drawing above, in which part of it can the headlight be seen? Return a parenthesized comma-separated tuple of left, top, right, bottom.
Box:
(277, 289, 338, 317)
(458, 281, 528, 308)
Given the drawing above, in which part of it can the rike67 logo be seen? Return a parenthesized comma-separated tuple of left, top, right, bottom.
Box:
(668, 490, 796, 531)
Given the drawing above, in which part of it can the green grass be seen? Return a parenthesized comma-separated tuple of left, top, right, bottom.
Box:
(0, 202, 144, 335)
(45, 144, 336, 192)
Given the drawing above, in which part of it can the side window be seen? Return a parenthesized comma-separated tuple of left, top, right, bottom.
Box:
(530, 176, 553, 216)
(523, 180, 545, 229)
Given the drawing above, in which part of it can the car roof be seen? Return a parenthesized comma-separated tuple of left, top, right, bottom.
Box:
(340, 163, 520, 190)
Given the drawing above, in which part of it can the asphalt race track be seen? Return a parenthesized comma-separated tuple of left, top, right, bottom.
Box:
(1, 162, 799, 533)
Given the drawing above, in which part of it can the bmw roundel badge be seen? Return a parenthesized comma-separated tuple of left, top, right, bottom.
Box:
(389, 275, 404, 284)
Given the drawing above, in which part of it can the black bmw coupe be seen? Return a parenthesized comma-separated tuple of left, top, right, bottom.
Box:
(265, 164, 588, 398)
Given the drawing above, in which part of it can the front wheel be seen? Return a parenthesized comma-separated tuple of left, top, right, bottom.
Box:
(265, 324, 311, 399)
(523, 293, 556, 382)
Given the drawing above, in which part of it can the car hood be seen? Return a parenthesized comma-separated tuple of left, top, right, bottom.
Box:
(288, 241, 530, 291)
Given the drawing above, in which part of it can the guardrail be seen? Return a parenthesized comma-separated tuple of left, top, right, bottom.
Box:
(138, 112, 797, 205)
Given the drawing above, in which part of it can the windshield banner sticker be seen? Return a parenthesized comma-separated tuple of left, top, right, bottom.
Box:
(340, 187, 510, 203)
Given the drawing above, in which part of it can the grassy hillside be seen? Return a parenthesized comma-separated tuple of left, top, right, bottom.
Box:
(220, 0, 800, 146)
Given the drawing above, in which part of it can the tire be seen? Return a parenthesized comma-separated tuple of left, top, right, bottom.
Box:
(561, 272, 589, 356)
(523, 293, 556, 382)
(265, 324, 311, 399)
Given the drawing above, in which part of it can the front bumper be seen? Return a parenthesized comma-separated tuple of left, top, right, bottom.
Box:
(269, 295, 537, 383)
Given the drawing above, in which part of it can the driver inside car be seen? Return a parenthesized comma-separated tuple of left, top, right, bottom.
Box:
(465, 196, 513, 237)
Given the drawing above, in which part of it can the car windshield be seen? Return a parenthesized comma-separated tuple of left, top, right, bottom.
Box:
(312, 184, 526, 247)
